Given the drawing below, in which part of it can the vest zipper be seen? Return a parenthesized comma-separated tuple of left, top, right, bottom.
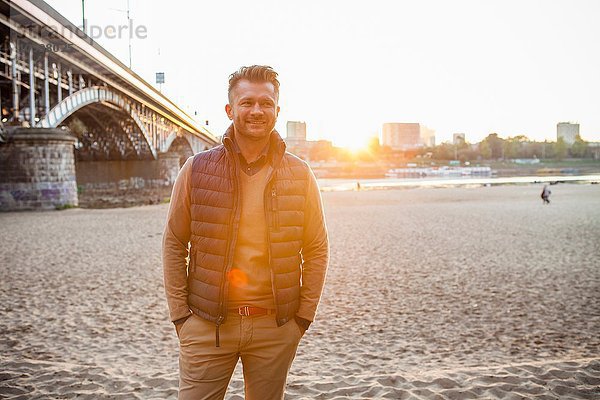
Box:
(189, 246, 195, 273)
(217, 147, 242, 346)
(215, 315, 224, 347)
(265, 176, 280, 325)
(271, 187, 280, 231)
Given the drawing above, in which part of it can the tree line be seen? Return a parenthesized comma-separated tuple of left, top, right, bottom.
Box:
(305, 133, 598, 163)
(423, 133, 594, 161)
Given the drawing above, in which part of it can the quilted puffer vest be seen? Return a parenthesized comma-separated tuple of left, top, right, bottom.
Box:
(187, 126, 309, 330)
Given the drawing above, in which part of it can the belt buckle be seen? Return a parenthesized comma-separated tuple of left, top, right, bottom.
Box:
(238, 306, 250, 316)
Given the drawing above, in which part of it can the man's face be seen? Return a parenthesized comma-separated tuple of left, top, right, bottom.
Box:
(226, 80, 280, 141)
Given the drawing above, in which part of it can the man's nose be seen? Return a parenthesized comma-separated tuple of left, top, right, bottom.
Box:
(250, 103, 263, 115)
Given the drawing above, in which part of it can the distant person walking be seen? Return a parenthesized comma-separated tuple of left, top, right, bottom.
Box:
(162, 65, 329, 400)
(541, 185, 551, 205)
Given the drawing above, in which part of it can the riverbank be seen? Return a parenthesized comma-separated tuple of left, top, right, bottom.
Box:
(1, 184, 598, 398)
(311, 159, 600, 180)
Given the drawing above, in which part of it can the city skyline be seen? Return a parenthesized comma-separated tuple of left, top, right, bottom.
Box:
(45, 0, 600, 148)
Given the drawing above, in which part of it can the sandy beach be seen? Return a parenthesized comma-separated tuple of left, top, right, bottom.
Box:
(1, 183, 599, 399)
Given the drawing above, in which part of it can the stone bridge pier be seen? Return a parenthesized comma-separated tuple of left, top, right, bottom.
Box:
(0, 128, 78, 210)
(0, 128, 193, 211)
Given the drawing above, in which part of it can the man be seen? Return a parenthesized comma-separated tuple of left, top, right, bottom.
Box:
(162, 65, 329, 400)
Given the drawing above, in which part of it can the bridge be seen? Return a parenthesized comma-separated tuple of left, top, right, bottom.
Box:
(0, 0, 220, 210)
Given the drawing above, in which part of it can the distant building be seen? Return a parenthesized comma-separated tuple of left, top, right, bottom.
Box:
(308, 140, 334, 162)
(286, 121, 307, 145)
(453, 133, 466, 145)
(285, 121, 308, 158)
(557, 122, 579, 145)
(382, 123, 420, 149)
(421, 126, 436, 147)
(382, 123, 436, 150)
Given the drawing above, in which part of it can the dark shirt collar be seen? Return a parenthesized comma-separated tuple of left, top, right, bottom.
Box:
(231, 128, 272, 175)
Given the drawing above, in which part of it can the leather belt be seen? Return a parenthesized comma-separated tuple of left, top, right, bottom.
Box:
(231, 306, 275, 317)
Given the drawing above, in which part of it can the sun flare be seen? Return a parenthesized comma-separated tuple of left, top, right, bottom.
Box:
(331, 133, 370, 153)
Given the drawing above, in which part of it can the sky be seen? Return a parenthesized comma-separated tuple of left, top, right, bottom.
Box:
(44, 0, 600, 148)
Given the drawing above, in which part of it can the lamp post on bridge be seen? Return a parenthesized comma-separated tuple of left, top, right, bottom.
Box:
(109, 0, 133, 69)
(82, 0, 86, 32)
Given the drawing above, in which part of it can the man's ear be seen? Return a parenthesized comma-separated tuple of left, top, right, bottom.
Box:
(225, 104, 233, 120)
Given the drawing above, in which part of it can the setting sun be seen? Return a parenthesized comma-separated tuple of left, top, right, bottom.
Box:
(330, 132, 370, 152)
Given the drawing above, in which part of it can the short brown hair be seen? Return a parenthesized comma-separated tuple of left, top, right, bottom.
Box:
(228, 65, 280, 103)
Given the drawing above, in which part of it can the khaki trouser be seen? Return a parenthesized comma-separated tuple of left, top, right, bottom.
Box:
(178, 311, 304, 400)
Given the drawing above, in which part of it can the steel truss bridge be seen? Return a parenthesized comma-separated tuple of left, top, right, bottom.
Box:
(0, 0, 218, 162)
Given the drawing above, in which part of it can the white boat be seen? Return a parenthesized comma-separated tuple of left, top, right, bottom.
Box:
(385, 166, 492, 179)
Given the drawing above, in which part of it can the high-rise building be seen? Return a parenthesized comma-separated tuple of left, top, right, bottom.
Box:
(382, 123, 435, 150)
(557, 122, 579, 145)
(285, 121, 313, 160)
(286, 121, 307, 144)
(421, 126, 436, 147)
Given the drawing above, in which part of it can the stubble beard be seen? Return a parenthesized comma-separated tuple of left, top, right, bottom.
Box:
(238, 120, 275, 141)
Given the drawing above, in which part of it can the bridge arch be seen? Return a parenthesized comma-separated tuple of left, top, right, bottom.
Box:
(165, 131, 193, 154)
(37, 87, 157, 159)
(165, 132, 195, 167)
